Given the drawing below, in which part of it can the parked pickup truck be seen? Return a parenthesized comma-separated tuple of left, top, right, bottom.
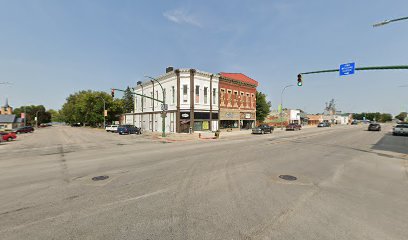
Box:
(105, 125, 119, 133)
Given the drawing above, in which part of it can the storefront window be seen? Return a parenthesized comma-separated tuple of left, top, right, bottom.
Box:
(183, 85, 188, 103)
(204, 87, 208, 104)
(212, 88, 216, 105)
(172, 86, 175, 104)
(194, 121, 202, 131)
(195, 85, 200, 103)
(220, 120, 239, 129)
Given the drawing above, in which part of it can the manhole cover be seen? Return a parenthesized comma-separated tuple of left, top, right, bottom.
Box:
(92, 175, 109, 181)
(279, 175, 297, 181)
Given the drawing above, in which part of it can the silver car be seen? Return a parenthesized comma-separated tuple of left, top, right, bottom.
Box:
(392, 124, 408, 136)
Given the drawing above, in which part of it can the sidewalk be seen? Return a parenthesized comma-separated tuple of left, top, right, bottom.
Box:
(144, 130, 253, 142)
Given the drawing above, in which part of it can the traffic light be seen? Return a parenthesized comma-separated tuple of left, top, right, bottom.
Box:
(111, 88, 115, 98)
(297, 74, 302, 86)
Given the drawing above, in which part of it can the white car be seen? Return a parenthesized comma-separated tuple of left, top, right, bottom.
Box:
(392, 124, 408, 136)
(105, 125, 119, 133)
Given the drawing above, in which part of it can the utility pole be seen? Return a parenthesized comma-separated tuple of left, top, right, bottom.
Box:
(98, 96, 106, 128)
(137, 81, 144, 131)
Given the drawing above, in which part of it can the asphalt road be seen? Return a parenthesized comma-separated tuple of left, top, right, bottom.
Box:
(0, 125, 407, 240)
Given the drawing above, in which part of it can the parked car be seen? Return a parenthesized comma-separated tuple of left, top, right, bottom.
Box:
(71, 123, 82, 127)
(392, 124, 408, 136)
(368, 123, 381, 131)
(105, 125, 119, 133)
(317, 122, 331, 127)
(286, 123, 302, 131)
(12, 126, 34, 134)
(39, 123, 52, 128)
(0, 132, 17, 141)
(252, 124, 274, 134)
(117, 125, 142, 135)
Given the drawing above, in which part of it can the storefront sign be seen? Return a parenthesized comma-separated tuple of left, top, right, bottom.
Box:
(240, 112, 256, 120)
(181, 113, 189, 118)
(220, 111, 240, 120)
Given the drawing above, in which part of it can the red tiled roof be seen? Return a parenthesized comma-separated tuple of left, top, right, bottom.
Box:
(220, 72, 258, 86)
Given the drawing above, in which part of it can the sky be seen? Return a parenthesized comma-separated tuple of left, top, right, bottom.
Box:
(0, 0, 407, 115)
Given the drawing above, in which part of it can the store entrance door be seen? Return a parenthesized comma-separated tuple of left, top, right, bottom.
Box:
(180, 120, 190, 133)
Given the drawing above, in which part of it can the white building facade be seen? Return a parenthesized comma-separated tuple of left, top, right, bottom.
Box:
(289, 109, 301, 123)
(132, 68, 219, 133)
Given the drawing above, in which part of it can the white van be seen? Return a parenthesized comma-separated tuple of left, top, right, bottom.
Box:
(105, 125, 119, 133)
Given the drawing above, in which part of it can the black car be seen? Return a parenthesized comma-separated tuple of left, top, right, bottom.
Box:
(117, 125, 142, 135)
(12, 126, 34, 134)
(317, 122, 331, 127)
(252, 124, 274, 134)
(368, 123, 381, 131)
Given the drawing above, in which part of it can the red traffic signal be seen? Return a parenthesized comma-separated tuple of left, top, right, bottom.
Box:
(111, 88, 115, 98)
(297, 74, 302, 86)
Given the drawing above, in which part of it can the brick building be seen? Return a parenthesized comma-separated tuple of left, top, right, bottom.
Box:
(218, 73, 258, 130)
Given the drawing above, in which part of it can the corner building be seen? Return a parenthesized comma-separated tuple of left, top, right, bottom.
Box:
(134, 68, 219, 133)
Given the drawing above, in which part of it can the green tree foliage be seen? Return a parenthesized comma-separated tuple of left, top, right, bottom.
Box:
(60, 90, 124, 126)
(256, 91, 271, 122)
(122, 86, 134, 113)
(13, 105, 51, 126)
(352, 112, 392, 123)
(47, 109, 64, 122)
(395, 112, 407, 121)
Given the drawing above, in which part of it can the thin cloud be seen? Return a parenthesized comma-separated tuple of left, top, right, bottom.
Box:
(163, 9, 202, 27)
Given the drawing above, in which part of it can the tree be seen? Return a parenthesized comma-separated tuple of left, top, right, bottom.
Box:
(13, 105, 50, 126)
(122, 86, 134, 113)
(395, 112, 407, 121)
(352, 112, 392, 122)
(379, 113, 392, 122)
(60, 90, 124, 126)
(47, 109, 64, 122)
(256, 91, 271, 122)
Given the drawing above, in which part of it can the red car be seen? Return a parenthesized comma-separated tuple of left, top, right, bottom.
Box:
(286, 123, 302, 131)
(0, 132, 17, 141)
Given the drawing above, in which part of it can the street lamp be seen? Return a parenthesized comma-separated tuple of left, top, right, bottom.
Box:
(280, 85, 294, 130)
(144, 75, 166, 137)
(137, 81, 144, 131)
(373, 16, 408, 27)
(97, 96, 106, 128)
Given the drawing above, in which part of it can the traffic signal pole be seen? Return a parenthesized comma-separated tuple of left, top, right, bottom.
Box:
(300, 65, 408, 75)
(112, 87, 166, 137)
(144, 76, 166, 138)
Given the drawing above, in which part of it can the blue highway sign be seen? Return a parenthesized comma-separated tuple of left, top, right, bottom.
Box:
(339, 62, 355, 76)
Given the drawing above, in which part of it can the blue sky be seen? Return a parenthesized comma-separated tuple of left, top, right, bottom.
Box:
(0, 0, 407, 114)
